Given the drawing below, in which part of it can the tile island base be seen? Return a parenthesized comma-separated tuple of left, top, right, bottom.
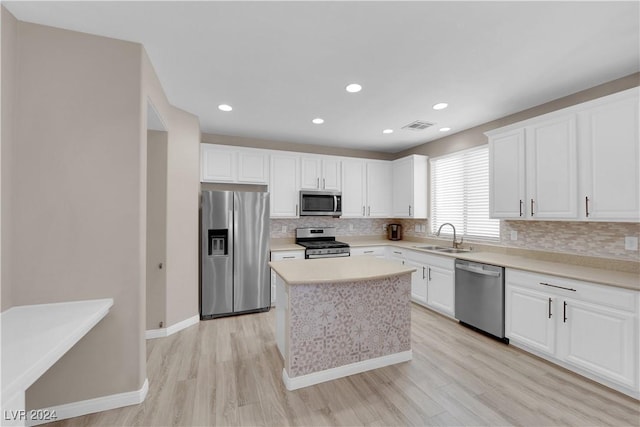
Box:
(270, 257, 415, 390)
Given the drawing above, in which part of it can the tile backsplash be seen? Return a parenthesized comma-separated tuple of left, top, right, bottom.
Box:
(500, 220, 640, 262)
(271, 217, 640, 261)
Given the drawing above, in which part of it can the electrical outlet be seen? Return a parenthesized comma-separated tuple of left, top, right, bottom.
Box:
(421, 224, 426, 232)
(510, 231, 518, 241)
(415, 224, 420, 232)
(349, 224, 354, 231)
(281, 225, 287, 233)
(624, 236, 638, 251)
(383, 224, 388, 231)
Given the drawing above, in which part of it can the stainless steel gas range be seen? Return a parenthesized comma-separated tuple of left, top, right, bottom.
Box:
(295, 227, 350, 259)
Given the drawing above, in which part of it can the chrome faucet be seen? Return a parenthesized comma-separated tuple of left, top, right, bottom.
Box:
(436, 223, 463, 248)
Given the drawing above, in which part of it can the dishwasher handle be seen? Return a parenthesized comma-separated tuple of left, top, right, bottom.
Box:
(455, 263, 502, 277)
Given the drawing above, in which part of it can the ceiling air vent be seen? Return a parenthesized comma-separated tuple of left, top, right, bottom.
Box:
(402, 120, 435, 131)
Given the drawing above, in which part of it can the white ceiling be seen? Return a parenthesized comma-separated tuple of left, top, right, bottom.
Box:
(5, 1, 639, 153)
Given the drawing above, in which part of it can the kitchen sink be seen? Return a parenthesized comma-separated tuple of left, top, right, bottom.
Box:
(414, 245, 448, 251)
(436, 248, 472, 254)
(414, 245, 472, 254)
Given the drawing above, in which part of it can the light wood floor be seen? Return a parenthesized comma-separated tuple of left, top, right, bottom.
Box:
(48, 304, 639, 427)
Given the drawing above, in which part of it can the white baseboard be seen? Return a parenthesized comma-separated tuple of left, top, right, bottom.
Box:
(145, 314, 199, 340)
(28, 378, 149, 426)
(282, 350, 412, 391)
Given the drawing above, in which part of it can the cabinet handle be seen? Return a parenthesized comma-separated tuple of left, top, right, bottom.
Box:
(158, 263, 163, 269)
(563, 301, 568, 323)
(317, 177, 320, 189)
(393, 251, 402, 254)
(296, 204, 299, 216)
(539, 282, 576, 292)
(519, 199, 524, 217)
(548, 297, 552, 319)
(283, 256, 295, 259)
(362, 206, 365, 216)
(323, 178, 326, 189)
(530, 199, 535, 216)
(585, 196, 590, 218)
(364, 250, 374, 254)
(368, 206, 371, 216)
(428, 267, 432, 281)
(422, 266, 425, 279)
(409, 205, 412, 216)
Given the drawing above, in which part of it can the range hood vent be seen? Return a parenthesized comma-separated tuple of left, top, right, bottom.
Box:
(402, 120, 435, 131)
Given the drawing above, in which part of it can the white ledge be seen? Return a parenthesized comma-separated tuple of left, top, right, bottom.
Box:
(1, 299, 114, 406)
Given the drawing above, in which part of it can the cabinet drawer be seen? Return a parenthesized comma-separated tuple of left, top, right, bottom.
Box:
(350, 246, 386, 257)
(271, 250, 305, 261)
(405, 249, 454, 270)
(506, 269, 637, 312)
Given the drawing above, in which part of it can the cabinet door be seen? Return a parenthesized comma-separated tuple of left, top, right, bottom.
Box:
(407, 260, 427, 304)
(526, 115, 578, 219)
(237, 150, 269, 184)
(300, 156, 321, 190)
(505, 284, 555, 356)
(558, 298, 636, 388)
(392, 157, 413, 217)
(341, 158, 366, 217)
(270, 154, 300, 218)
(322, 158, 342, 190)
(579, 91, 640, 221)
(201, 145, 236, 182)
(489, 129, 526, 218)
(366, 161, 392, 217)
(426, 264, 455, 317)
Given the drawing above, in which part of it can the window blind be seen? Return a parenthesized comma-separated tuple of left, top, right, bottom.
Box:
(430, 145, 500, 240)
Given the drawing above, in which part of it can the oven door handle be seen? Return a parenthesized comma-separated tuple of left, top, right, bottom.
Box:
(334, 195, 338, 213)
(455, 264, 501, 277)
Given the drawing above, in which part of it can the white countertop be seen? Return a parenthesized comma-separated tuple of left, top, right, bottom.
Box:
(270, 237, 639, 291)
(269, 256, 415, 285)
(1, 299, 114, 403)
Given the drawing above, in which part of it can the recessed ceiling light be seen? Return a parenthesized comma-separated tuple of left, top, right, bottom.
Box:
(345, 83, 362, 93)
(382, 129, 394, 134)
(439, 127, 451, 132)
(433, 103, 448, 110)
(312, 118, 324, 124)
(218, 104, 233, 112)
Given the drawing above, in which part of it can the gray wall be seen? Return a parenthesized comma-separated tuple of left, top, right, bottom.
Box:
(5, 19, 146, 408)
(146, 130, 168, 330)
(1, 6, 18, 311)
(1, 10, 201, 412)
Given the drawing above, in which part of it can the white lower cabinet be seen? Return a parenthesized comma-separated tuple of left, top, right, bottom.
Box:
(506, 269, 639, 398)
(270, 250, 304, 306)
(388, 248, 455, 318)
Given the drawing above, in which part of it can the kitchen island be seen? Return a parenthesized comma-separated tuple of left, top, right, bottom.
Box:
(269, 256, 415, 390)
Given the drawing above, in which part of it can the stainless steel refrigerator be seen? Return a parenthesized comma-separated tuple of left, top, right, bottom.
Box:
(200, 190, 270, 319)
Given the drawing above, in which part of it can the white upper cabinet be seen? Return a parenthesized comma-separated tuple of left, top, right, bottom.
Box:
(487, 87, 638, 222)
(366, 160, 392, 217)
(341, 158, 367, 217)
(392, 155, 428, 218)
(201, 144, 269, 184)
(300, 156, 341, 191)
(237, 150, 269, 184)
(201, 144, 236, 182)
(526, 114, 578, 219)
(270, 153, 300, 218)
(578, 89, 640, 221)
(341, 159, 392, 218)
(489, 129, 526, 218)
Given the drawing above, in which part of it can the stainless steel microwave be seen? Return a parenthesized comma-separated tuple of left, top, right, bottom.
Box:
(299, 190, 342, 216)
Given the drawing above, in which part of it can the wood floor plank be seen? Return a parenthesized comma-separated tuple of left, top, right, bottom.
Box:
(43, 304, 639, 427)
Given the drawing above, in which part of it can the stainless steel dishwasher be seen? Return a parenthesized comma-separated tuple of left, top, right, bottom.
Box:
(455, 260, 507, 342)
